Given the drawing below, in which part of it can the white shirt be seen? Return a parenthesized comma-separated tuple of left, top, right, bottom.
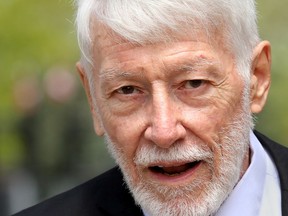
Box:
(215, 131, 281, 216)
(143, 131, 282, 216)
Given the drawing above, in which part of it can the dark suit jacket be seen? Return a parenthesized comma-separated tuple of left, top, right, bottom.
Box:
(13, 131, 288, 216)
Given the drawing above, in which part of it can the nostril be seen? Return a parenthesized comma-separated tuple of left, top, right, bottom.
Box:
(144, 106, 186, 148)
(148, 124, 186, 148)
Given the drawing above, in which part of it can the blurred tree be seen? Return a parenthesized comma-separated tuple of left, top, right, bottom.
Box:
(0, 0, 115, 214)
(256, 0, 288, 144)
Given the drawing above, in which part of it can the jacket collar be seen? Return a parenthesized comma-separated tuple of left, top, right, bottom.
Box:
(254, 131, 288, 216)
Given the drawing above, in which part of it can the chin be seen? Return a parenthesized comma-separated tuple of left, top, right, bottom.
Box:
(125, 155, 242, 216)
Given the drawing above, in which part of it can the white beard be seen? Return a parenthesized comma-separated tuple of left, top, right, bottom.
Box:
(104, 88, 253, 216)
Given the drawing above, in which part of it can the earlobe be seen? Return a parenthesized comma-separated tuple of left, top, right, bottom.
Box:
(250, 41, 271, 114)
(76, 62, 105, 136)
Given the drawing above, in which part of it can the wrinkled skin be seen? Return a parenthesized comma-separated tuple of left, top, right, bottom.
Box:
(77, 24, 271, 215)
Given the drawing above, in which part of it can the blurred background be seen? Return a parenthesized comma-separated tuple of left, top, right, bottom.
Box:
(0, 0, 287, 215)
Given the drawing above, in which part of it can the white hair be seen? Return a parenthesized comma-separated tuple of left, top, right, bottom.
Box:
(75, 0, 260, 84)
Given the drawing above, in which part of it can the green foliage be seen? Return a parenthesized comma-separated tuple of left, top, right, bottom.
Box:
(0, 3, 115, 207)
(0, 0, 78, 116)
(0, 0, 77, 162)
(256, 0, 288, 145)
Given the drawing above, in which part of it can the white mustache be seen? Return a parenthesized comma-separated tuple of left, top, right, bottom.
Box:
(134, 142, 213, 166)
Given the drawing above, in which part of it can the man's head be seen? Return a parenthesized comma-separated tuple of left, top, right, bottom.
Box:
(75, 0, 271, 215)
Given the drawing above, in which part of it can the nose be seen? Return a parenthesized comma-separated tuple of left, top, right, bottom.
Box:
(144, 91, 186, 148)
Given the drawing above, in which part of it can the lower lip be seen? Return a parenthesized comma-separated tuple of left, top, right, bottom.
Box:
(146, 161, 202, 184)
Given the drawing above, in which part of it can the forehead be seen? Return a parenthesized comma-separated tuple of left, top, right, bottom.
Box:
(91, 22, 232, 73)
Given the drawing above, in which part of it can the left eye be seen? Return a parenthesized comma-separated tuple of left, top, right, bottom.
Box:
(184, 80, 205, 89)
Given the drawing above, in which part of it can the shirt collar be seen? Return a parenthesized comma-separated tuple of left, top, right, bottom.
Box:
(215, 130, 267, 216)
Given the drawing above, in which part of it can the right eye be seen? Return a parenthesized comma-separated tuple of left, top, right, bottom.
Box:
(116, 86, 140, 95)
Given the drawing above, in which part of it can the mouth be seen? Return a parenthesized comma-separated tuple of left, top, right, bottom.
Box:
(148, 160, 201, 177)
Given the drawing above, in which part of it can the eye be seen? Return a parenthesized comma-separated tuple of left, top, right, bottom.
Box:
(184, 80, 206, 89)
(116, 86, 140, 95)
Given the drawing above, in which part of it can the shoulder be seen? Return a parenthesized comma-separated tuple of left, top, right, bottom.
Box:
(254, 130, 288, 158)
(254, 130, 288, 188)
(12, 167, 138, 216)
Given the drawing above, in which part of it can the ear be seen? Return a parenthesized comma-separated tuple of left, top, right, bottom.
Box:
(250, 41, 271, 114)
(76, 62, 105, 136)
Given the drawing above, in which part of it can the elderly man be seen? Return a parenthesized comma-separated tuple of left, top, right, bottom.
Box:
(14, 0, 288, 216)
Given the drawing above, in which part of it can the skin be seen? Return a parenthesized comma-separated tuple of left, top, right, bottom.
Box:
(77, 24, 271, 204)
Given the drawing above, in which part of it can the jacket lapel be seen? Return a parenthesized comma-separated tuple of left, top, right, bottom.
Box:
(254, 131, 288, 216)
(96, 167, 143, 216)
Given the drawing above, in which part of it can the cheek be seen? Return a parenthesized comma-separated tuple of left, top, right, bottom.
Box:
(182, 90, 245, 158)
(100, 109, 146, 159)
(101, 113, 148, 184)
(185, 82, 245, 141)
(182, 105, 235, 141)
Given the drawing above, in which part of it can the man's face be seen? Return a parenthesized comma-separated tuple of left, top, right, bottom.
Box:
(85, 27, 253, 215)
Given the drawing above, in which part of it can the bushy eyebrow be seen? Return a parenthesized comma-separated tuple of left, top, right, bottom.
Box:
(169, 56, 220, 72)
(99, 64, 150, 83)
(167, 57, 223, 80)
(100, 68, 138, 80)
(100, 56, 222, 81)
